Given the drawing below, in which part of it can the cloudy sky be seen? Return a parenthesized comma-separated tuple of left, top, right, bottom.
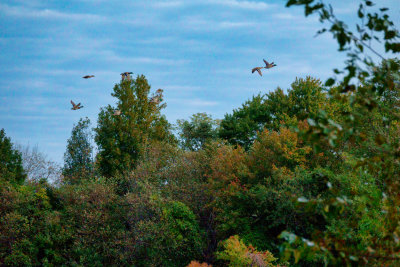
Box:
(1, 0, 399, 163)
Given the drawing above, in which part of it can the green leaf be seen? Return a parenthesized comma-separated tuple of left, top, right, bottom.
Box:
(358, 6, 364, 18)
(384, 30, 396, 39)
(325, 78, 335, 86)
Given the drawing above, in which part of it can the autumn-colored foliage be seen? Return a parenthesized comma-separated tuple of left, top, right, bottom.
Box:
(187, 260, 212, 267)
(216, 235, 278, 267)
(249, 127, 312, 179)
(1, 1, 399, 266)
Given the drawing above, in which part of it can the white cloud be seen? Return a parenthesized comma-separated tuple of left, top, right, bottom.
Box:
(170, 98, 219, 107)
(164, 85, 203, 91)
(272, 12, 297, 20)
(101, 51, 189, 66)
(219, 21, 256, 28)
(152, 1, 184, 8)
(150, 0, 272, 10)
(206, 0, 272, 10)
(182, 16, 257, 31)
(0, 4, 105, 22)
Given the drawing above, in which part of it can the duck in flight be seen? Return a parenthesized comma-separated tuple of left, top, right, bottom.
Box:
(70, 100, 83, 110)
(121, 72, 133, 81)
(252, 59, 277, 76)
(82, 75, 95, 79)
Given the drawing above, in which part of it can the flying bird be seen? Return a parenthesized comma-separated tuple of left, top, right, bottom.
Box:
(252, 59, 277, 76)
(70, 100, 83, 110)
(251, 67, 263, 76)
(82, 75, 95, 79)
(121, 72, 133, 81)
(263, 59, 277, 69)
(113, 110, 121, 116)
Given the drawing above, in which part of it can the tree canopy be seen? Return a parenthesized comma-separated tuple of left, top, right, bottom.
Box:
(94, 75, 175, 178)
(0, 128, 26, 185)
(63, 117, 94, 184)
(1, 1, 400, 266)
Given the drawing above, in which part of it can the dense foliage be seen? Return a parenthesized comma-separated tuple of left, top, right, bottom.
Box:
(63, 117, 94, 184)
(177, 112, 220, 151)
(1, 0, 399, 266)
(0, 129, 26, 185)
(219, 77, 338, 150)
(94, 75, 175, 179)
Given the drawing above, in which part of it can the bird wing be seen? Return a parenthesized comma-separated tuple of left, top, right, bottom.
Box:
(257, 68, 262, 76)
(263, 59, 269, 66)
(252, 67, 258, 73)
(71, 100, 75, 106)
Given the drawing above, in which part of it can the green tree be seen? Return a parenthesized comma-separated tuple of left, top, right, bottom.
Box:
(177, 112, 219, 151)
(147, 201, 204, 267)
(278, 1, 400, 265)
(94, 75, 175, 178)
(0, 129, 26, 185)
(63, 118, 93, 184)
(219, 77, 337, 150)
(219, 94, 270, 150)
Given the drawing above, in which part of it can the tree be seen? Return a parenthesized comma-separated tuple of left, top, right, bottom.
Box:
(15, 144, 61, 183)
(216, 235, 278, 267)
(177, 113, 219, 151)
(278, 1, 400, 265)
(219, 94, 270, 150)
(94, 75, 175, 178)
(0, 129, 26, 184)
(63, 118, 93, 184)
(219, 77, 337, 150)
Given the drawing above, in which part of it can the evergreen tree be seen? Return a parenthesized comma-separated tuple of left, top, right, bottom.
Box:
(63, 118, 93, 184)
(0, 128, 26, 184)
(94, 74, 175, 178)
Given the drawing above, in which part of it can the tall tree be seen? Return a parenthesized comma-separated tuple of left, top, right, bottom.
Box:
(177, 112, 219, 151)
(94, 75, 175, 178)
(63, 118, 93, 184)
(0, 129, 26, 184)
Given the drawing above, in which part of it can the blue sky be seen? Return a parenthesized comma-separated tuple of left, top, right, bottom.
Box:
(1, 0, 399, 164)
